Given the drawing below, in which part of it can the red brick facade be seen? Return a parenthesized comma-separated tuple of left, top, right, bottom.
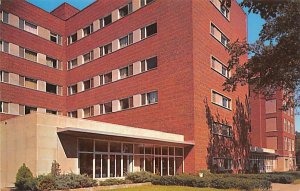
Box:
(0, 0, 248, 173)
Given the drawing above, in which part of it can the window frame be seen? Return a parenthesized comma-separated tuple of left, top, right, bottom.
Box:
(100, 14, 112, 29)
(211, 90, 232, 110)
(141, 56, 158, 72)
(141, 23, 157, 40)
(119, 33, 133, 49)
(2, 11, 9, 24)
(210, 22, 229, 47)
(83, 24, 93, 37)
(118, 2, 133, 18)
(68, 33, 78, 45)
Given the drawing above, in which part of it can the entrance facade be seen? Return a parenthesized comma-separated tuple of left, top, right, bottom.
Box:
(78, 138, 184, 178)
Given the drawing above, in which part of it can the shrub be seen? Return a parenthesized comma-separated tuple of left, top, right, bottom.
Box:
(50, 160, 61, 177)
(126, 171, 158, 183)
(36, 175, 55, 191)
(98, 178, 132, 186)
(152, 174, 271, 190)
(15, 163, 37, 191)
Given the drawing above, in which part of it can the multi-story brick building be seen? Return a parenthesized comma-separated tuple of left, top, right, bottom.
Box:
(250, 90, 296, 172)
(0, 0, 249, 188)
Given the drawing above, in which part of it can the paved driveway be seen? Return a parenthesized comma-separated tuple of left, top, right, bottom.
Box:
(272, 183, 300, 191)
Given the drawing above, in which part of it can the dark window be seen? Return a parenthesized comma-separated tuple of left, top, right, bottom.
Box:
(141, 0, 154, 7)
(68, 59, 78, 69)
(0, 71, 9, 82)
(68, 111, 78, 118)
(68, 84, 78, 95)
(25, 106, 37, 115)
(1, 41, 9, 53)
(46, 110, 57, 115)
(46, 57, 58, 68)
(120, 64, 133, 79)
(141, 23, 157, 39)
(68, 33, 77, 44)
(104, 72, 112, 84)
(100, 43, 112, 57)
(83, 51, 93, 63)
(46, 83, 57, 94)
(119, 33, 133, 48)
(119, 3, 132, 18)
(120, 97, 133, 110)
(19, 19, 25, 29)
(141, 56, 157, 72)
(83, 79, 93, 90)
(100, 102, 112, 114)
(0, 101, 8, 113)
(101, 14, 112, 28)
(83, 24, 93, 37)
(3, 11, 9, 24)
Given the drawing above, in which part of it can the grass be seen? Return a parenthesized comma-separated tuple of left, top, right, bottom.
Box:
(293, 179, 300, 184)
(102, 185, 239, 191)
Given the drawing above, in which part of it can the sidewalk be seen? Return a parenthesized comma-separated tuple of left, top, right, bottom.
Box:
(272, 183, 300, 191)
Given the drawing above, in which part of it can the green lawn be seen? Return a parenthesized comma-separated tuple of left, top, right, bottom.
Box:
(102, 185, 239, 191)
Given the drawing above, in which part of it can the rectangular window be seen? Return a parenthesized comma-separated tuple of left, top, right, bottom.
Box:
(68, 33, 77, 45)
(0, 71, 9, 82)
(211, 90, 231, 109)
(211, 0, 230, 19)
(25, 106, 37, 115)
(100, 14, 112, 28)
(83, 106, 94, 118)
(46, 57, 58, 69)
(83, 51, 94, 63)
(141, 23, 157, 39)
(284, 137, 288, 150)
(83, 24, 93, 37)
(46, 109, 57, 115)
(2, 11, 9, 24)
(20, 20, 37, 34)
(210, 23, 229, 47)
(211, 56, 230, 78)
(141, 0, 154, 7)
(119, 3, 132, 18)
(120, 97, 133, 110)
(0, 41, 9, 53)
(68, 58, 78, 69)
(50, 32, 62, 45)
(68, 110, 78, 118)
(100, 102, 112, 114)
(25, 77, 37, 89)
(119, 64, 133, 79)
(141, 91, 158, 105)
(68, 84, 78, 95)
(0, 101, 9, 113)
(100, 43, 112, 57)
(22, 49, 37, 62)
(103, 72, 112, 84)
(119, 33, 133, 49)
(83, 79, 93, 91)
(141, 56, 157, 72)
(46, 83, 57, 94)
(212, 122, 232, 137)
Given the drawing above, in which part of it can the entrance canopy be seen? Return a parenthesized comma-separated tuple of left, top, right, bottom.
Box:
(58, 127, 194, 147)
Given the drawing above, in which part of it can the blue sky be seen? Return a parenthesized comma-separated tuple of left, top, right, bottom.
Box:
(27, 0, 299, 131)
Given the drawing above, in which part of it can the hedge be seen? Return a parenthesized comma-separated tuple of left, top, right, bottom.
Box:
(151, 175, 271, 190)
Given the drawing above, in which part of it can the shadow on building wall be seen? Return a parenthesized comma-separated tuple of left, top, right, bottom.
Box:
(205, 96, 251, 173)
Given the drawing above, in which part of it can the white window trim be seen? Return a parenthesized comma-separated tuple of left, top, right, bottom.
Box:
(211, 89, 232, 110)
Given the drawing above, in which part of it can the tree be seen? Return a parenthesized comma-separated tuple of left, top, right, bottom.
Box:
(222, 0, 300, 109)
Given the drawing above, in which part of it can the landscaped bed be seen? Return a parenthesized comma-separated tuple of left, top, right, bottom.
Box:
(14, 162, 300, 191)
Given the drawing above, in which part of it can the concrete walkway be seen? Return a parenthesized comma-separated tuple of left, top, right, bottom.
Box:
(272, 183, 300, 191)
